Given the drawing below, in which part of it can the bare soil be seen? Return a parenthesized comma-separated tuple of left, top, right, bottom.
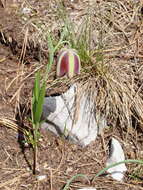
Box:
(0, 1, 143, 190)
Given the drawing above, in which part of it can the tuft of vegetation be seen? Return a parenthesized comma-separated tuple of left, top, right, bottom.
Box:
(55, 0, 143, 132)
(27, 71, 46, 174)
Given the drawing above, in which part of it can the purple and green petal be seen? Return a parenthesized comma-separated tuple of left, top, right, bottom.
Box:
(56, 49, 81, 78)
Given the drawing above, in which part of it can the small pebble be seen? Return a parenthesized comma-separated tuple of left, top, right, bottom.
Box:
(26, 167, 31, 172)
(36, 175, 47, 181)
(21, 7, 31, 14)
(66, 166, 73, 174)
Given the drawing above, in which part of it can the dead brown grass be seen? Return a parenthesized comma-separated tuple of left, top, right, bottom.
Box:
(46, 0, 143, 133)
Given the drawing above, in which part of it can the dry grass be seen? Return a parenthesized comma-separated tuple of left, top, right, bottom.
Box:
(80, 59, 143, 132)
(42, 0, 143, 132)
(84, 0, 143, 131)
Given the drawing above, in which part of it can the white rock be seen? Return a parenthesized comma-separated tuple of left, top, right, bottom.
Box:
(36, 175, 47, 181)
(21, 7, 31, 14)
(106, 138, 127, 181)
(42, 84, 106, 147)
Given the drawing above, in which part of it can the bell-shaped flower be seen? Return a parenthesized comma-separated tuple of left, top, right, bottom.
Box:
(56, 48, 81, 78)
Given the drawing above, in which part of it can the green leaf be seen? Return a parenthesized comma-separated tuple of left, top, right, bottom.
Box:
(46, 33, 54, 74)
(47, 32, 54, 53)
(32, 101, 37, 124)
(92, 159, 143, 182)
(63, 174, 89, 190)
(34, 81, 46, 124)
(33, 71, 40, 102)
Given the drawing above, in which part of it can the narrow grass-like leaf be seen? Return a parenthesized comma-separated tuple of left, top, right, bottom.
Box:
(46, 33, 54, 74)
(32, 101, 37, 124)
(63, 174, 89, 190)
(92, 159, 143, 182)
(54, 27, 71, 51)
(57, 3, 76, 48)
(34, 81, 46, 124)
(32, 72, 40, 124)
(33, 72, 40, 102)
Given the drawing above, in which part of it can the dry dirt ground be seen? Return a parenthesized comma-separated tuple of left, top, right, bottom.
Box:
(0, 1, 143, 190)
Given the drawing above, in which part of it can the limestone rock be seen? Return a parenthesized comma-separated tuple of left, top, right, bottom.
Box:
(42, 84, 106, 147)
(106, 138, 127, 181)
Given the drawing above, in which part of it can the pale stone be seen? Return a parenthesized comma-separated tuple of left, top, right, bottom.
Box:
(42, 84, 106, 147)
(21, 7, 31, 14)
(36, 175, 47, 181)
(106, 138, 127, 181)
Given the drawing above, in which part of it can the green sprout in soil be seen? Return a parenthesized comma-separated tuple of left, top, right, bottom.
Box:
(30, 71, 46, 174)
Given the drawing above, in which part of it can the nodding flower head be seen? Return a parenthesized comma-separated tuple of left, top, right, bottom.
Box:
(56, 48, 81, 78)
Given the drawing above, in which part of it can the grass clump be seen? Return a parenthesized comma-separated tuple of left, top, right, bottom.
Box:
(55, 0, 143, 133)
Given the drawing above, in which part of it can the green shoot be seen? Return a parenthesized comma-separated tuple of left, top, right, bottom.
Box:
(92, 159, 143, 182)
(31, 71, 46, 174)
(63, 174, 89, 190)
(29, 29, 70, 174)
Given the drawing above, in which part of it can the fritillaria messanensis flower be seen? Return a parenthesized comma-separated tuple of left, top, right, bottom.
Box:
(56, 48, 81, 78)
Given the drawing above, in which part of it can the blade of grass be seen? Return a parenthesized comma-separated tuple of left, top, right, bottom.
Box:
(63, 174, 89, 190)
(92, 159, 143, 182)
(33, 71, 40, 102)
(34, 81, 46, 124)
(46, 32, 54, 75)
